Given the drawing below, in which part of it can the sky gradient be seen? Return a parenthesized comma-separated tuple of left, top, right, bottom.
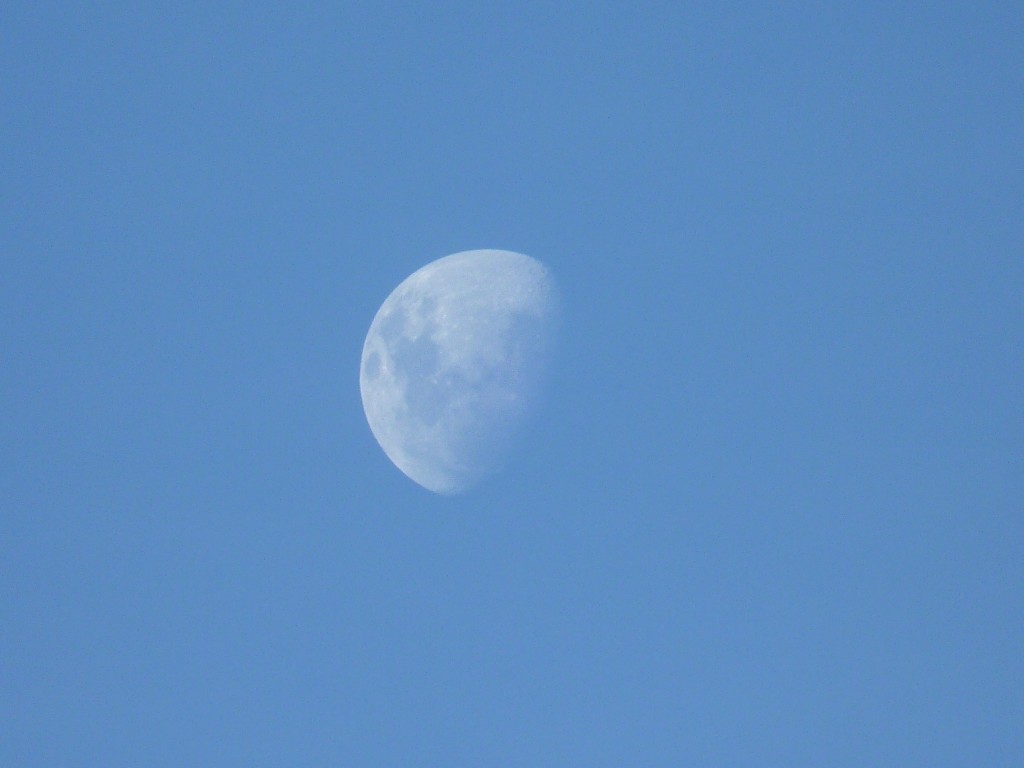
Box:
(3, 2, 1022, 765)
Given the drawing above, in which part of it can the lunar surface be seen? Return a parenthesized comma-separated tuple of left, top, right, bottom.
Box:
(360, 249, 560, 494)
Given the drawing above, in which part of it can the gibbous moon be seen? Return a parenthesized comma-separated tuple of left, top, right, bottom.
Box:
(360, 249, 560, 494)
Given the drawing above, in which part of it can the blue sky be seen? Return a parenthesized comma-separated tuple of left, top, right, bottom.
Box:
(3, 2, 1022, 764)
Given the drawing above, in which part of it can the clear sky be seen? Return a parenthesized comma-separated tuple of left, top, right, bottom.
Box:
(3, 2, 1022, 765)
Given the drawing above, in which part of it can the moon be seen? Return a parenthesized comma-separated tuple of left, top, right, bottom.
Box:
(360, 249, 560, 494)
